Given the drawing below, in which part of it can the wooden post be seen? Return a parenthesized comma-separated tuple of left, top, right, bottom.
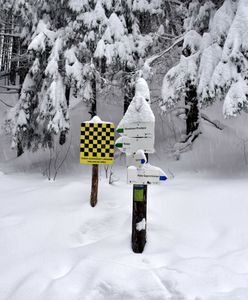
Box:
(90, 164, 98, 207)
(89, 73, 99, 207)
(131, 184, 147, 253)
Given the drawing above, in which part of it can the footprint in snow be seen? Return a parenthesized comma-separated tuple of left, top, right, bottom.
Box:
(71, 214, 127, 246)
(0, 215, 23, 229)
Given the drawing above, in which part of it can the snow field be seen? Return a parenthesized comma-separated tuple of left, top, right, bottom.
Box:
(1, 169, 248, 299)
(1, 73, 248, 299)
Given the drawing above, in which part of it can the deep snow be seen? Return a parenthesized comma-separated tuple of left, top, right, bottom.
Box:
(1, 169, 248, 300)
(1, 86, 248, 299)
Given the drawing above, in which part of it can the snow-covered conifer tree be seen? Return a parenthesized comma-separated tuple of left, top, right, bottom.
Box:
(9, 0, 168, 155)
(161, 0, 248, 148)
(10, 1, 73, 155)
(69, 0, 164, 114)
(161, 0, 217, 143)
(201, 0, 248, 117)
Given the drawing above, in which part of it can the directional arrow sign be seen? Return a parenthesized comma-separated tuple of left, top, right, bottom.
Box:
(115, 136, 154, 154)
(117, 122, 154, 139)
(127, 164, 167, 185)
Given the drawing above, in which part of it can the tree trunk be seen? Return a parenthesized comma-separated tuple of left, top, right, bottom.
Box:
(65, 85, 70, 107)
(9, 36, 19, 85)
(0, 23, 5, 71)
(185, 80, 200, 141)
(17, 138, 24, 157)
(123, 65, 135, 114)
(89, 74, 97, 118)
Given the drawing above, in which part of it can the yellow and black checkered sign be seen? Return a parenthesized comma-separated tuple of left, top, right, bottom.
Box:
(80, 122, 115, 164)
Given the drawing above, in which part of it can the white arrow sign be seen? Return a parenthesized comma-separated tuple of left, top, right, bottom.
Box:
(115, 136, 154, 154)
(127, 164, 167, 185)
(117, 122, 154, 139)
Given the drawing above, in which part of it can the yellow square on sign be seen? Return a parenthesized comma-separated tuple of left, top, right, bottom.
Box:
(80, 122, 115, 164)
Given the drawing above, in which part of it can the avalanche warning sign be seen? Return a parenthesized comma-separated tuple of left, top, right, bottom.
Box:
(80, 122, 115, 164)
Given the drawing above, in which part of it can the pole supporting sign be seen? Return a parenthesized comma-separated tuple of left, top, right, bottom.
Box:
(80, 122, 115, 165)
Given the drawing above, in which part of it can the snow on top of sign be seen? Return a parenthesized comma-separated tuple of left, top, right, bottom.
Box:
(134, 149, 147, 163)
(118, 77, 154, 128)
(85, 116, 112, 124)
(118, 96, 155, 129)
(128, 163, 167, 177)
(135, 78, 150, 103)
(128, 166, 136, 170)
(142, 163, 166, 175)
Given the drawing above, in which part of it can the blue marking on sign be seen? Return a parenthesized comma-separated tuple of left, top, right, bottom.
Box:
(141, 159, 146, 164)
(159, 176, 167, 181)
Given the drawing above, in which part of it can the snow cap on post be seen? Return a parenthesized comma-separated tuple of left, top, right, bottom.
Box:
(117, 77, 154, 130)
(116, 78, 155, 154)
(86, 115, 111, 124)
(117, 95, 154, 129)
(134, 149, 147, 165)
(135, 77, 150, 104)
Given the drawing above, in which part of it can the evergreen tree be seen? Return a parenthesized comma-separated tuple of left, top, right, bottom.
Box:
(9, 0, 166, 155)
(68, 0, 164, 113)
(161, 0, 248, 148)
(9, 1, 72, 154)
(161, 0, 216, 143)
(199, 0, 248, 117)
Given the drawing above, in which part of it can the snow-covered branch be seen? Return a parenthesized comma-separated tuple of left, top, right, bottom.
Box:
(144, 35, 184, 68)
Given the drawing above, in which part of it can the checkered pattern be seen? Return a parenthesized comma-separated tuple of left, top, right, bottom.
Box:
(80, 122, 115, 164)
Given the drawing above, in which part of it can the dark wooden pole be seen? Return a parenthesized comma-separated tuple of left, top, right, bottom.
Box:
(131, 153, 149, 253)
(132, 184, 147, 253)
(90, 164, 98, 207)
(89, 73, 98, 207)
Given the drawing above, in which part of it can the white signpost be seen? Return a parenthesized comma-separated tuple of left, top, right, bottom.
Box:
(128, 164, 167, 185)
(117, 122, 154, 138)
(115, 78, 167, 253)
(115, 135, 154, 154)
(115, 122, 155, 154)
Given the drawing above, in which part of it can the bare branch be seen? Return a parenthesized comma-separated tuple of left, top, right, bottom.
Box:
(53, 134, 72, 181)
(0, 33, 20, 37)
(0, 90, 18, 94)
(0, 84, 21, 91)
(0, 98, 13, 108)
(168, 0, 185, 5)
(201, 113, 224, 130)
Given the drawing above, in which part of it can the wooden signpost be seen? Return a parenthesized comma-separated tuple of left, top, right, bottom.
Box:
(132, 184, 147, 253)
(80, 118, 115, 207)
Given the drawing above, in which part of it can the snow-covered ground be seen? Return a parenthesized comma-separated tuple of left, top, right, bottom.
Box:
(0, 169, 248, 300)
(1, 95, 248, 299)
